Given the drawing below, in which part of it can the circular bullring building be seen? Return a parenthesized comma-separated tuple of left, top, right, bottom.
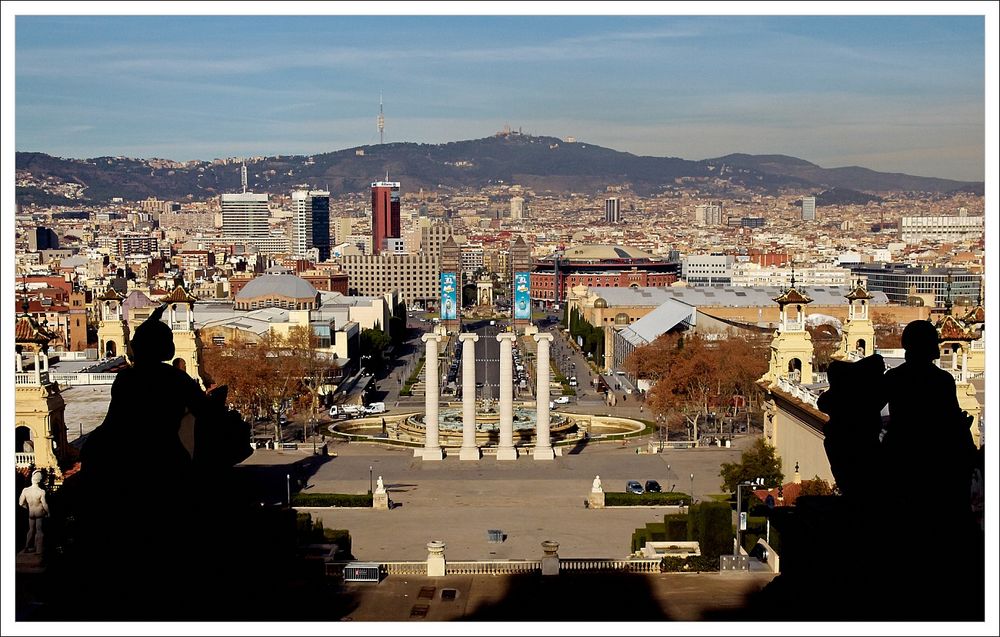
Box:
(532, 244, 679, 305)
(233, 273, 320, 311)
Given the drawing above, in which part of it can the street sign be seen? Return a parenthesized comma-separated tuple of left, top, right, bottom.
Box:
(739, 511, 747, 531)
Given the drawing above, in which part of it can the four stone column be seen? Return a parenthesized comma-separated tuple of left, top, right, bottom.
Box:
(496, 332, 518, 460)
(459, 332, 481, 460)
(533, 332, 554, 460)
(420, 333, 444, 460)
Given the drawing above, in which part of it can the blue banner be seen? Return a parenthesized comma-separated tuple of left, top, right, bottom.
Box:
(440, 272, 458, 320)
(514, 271, 531, 319)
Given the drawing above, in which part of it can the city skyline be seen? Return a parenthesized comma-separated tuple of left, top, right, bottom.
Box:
(10, 10, 992, 182)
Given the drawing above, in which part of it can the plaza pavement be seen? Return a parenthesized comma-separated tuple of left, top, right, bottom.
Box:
(239, 437, 746, 562)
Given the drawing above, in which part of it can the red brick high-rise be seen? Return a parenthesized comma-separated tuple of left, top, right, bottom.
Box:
(371, 181, 400, 255)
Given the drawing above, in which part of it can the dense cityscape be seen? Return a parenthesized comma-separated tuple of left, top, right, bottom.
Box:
(8, 9, 994, 632)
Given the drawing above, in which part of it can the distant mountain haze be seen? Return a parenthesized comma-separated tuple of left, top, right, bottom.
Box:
(15, 134, 982, 205)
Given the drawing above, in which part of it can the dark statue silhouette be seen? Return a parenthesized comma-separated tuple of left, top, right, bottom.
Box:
(66, 304, 252, 619)
(740, 319, 985, 621)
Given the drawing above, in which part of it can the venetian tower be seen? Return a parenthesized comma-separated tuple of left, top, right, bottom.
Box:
(14, 316, 70, 483)
(835, 279, 876, 360)
(936, 313, 983, 448)
(761, 275, 815, 386)
(96, 287, 129, 359)
(159, 285, 204, 388)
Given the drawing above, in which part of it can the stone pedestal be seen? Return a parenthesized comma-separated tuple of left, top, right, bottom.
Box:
(533, 332, 555, 460)
(459, 332, 481, 460)
(426, 540, 447, 577)
(373, 492, 390, 510)
(589, 490, 605, 509)
(540, 540, 560, 576)
(496, 332, 518, 461)
(421, 333, 444, 461)
(16, 550, 45, 574)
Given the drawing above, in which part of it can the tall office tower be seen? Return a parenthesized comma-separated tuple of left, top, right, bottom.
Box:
(510, 196, 525, 220)
(292, 189, 331, 260)
(28, 227, 59, 251)
(333, 217, 353, 245)
(801, 196, 816, 221)
(371, 180, 401, 255)
(694, 203, 723, 226)
(221, 192, 269, 238)
(605, 197, 622, 223)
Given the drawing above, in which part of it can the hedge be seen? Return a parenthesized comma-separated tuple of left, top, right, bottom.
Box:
(664, 513, 689, 541)
(291, 493, 373, 508)
(630, 522, 668, 553)
(605, 491, 692, 507)
(661, 555, 719, 572)
(687, 501, 733, 559)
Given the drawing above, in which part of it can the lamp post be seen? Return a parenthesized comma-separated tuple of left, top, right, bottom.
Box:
(311, 418, 317, 455)
(286, 473, 291, 506)
(689, 473, 695, 507)
(369, 465, 373, 495)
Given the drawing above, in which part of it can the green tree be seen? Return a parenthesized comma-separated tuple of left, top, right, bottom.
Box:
(798, 476, 835, 497)
(719, 438, 784, 492)
(359, 326, 391, 373)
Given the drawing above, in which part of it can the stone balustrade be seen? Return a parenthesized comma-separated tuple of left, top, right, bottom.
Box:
(15, 452, 36, 467)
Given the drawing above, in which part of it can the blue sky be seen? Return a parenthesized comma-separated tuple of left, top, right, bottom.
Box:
(13, 14, 989, 181)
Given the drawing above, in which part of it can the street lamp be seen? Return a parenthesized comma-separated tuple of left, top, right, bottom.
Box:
(689, 473, 695, 506)
(310, 418, 317, 455)
(369, 465, 373, 495)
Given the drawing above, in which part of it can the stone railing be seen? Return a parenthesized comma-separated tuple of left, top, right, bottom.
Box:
(49, 349, 98, 361)
(775, 377, 820, 409)
(15, 452, 36, 467)
(326, 557, 662, 577)
(559, 558, 661, 573)
(381, 561, 428, 575)
(48, 372, 117, 387)
(447, 560, 541, 575)
(14, 371, 50, 386)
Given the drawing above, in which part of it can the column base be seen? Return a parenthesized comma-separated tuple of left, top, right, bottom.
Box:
(459, 446, 481, 461)
(533, 446, 555, 460)
(373, 493, 391, 510)
(496, 446, 519, 461)
(420, 447, 444, 461)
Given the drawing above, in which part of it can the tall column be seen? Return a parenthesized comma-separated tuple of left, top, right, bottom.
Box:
(420, 333, 444, 460)
(496, 332, 518, 460)
(459, 332, 481, 460)
(533, 332, 554, 460)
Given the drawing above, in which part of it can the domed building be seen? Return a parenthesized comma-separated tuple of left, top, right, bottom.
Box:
(233, 274, 320, 311)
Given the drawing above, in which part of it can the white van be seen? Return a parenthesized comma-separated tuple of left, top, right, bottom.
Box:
(365, 402, 386, 414)
(341, 404, 365, 417)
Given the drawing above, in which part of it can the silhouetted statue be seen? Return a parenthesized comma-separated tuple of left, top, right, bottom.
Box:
(19, 470, 50, 553)
(816, 354, 886, 497)
(882, 320, 976, 517)
(76, 304, 209, 618)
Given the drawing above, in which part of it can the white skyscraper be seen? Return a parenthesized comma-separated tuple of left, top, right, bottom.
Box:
(801, 196, 817, 221)
(605, 197, 622, 223)
(695, 203, 723, 226)
(510, 196, 525, 220)
(221, 192, 269, 238)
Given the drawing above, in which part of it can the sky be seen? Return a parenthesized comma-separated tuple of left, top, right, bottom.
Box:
(9, 9, 992, 181)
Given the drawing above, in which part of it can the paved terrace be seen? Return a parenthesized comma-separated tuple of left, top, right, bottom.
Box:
(239, 438, 746, 561)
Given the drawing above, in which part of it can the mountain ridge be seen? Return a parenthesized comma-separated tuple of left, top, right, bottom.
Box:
(15, 134, 983, 205)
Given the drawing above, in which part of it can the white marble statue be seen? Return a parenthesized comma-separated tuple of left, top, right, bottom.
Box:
(592, 475, 603, 493)
(19, 470, 50, 553)
(375, 475, 386, 494)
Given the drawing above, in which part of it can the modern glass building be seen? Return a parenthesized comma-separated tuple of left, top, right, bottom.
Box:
(850, 263, 981, 307)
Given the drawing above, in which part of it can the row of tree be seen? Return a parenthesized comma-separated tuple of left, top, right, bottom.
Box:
(625, 330, 769, 437)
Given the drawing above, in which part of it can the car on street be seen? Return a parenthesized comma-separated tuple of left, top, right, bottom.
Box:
(554, 396, 570, 404)
(626, 480, 644, 495)
(644, 480, 662, 493)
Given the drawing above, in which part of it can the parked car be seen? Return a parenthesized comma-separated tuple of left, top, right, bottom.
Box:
(626, 480, 644, 495)
(644, 480, 662, 493)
